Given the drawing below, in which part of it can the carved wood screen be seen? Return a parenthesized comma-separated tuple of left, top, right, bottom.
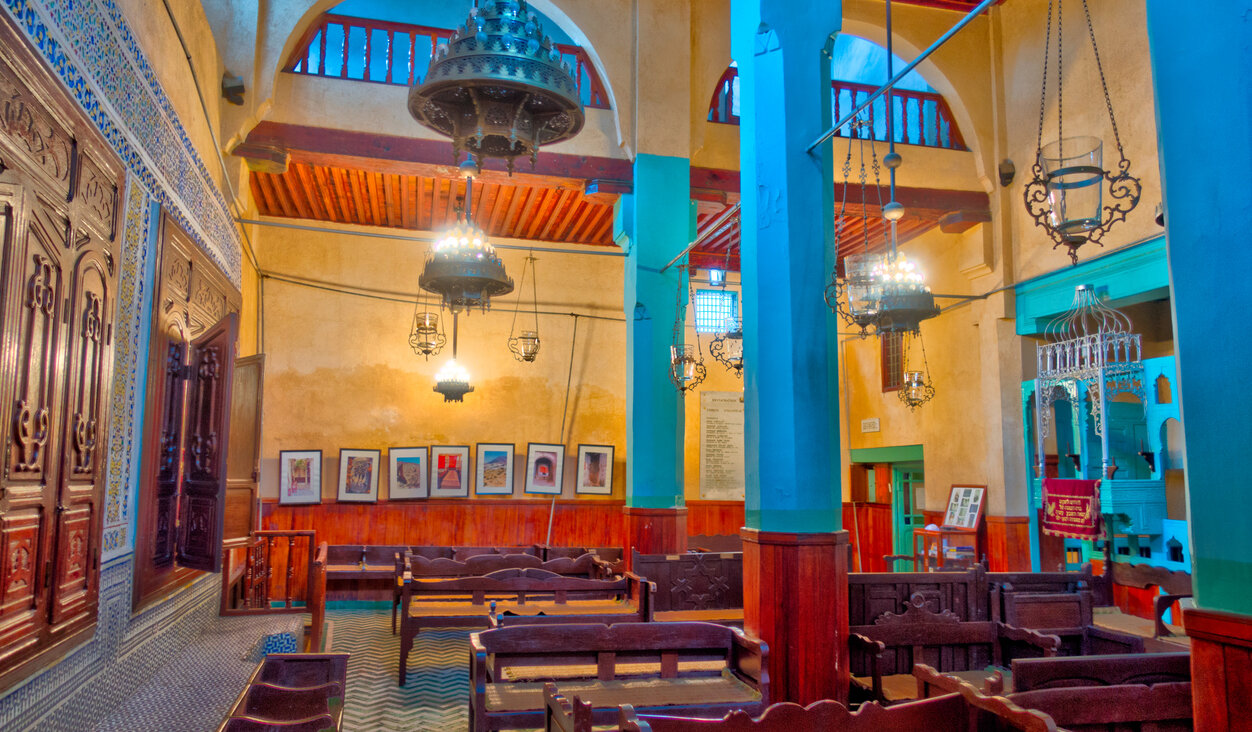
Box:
(132, 213, 240, 609)
(0, 16, 124, 690)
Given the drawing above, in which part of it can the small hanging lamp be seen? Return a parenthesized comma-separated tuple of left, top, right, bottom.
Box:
(507, 253, 542, 362)
(898, 330, 936, 411)
(408, 293, 447, 360)
(669, 264, 707, 393)
(1023, 0, 1142, 264)
(434, 314, 474, 402)
(709, 316, 743, 378)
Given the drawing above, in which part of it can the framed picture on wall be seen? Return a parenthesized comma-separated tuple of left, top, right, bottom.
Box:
(525, 443, 565, 495)
(575, 444, 614, 495)
(475, 443, 515, 495)
(389, 447, 428, 500)
(278, 450, 322, 505)
(337, 449, 381, 502)
(431, 445, 471, 498)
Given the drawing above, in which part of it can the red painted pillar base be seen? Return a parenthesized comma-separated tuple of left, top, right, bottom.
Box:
(1185, 607, 1252, 731)
(624, 507, 688, 568)
(742, 528, 849, 705)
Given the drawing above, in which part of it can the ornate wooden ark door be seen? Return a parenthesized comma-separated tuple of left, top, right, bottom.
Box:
(0, 15, 124, 690)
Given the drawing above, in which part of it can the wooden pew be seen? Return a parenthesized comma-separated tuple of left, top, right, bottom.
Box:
(1109, 562, 1193, 638)
(471, 621, 767, 731)
(546, 679, 1057, 732)
(1007, 683, 1193, 731)
(848, 566, 991, 627)
(687, 535, 743, 553)
(399, 567, 651, 685)
(632, 549, 743, 625)
(995, 588, 1144, 656)
(218, 653, 349, 732)
(850, 592, 1060, 703)
(1009, 651, 1190, 692)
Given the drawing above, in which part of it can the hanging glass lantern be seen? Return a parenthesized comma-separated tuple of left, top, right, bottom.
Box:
(507, 254, 542, 362)
(408, 299, 447, 360)
(1023, 0, 1141, 264)
(709, 316, 744, 378)
(898, 331, 936, 411)
(668, 265, 706, 393)
(407, 0, 585, 174)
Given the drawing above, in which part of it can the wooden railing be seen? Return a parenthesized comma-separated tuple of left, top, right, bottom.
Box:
(285, 13, 610, 109)
(707, 68, 966, 151)
(221, 530, 326, 652)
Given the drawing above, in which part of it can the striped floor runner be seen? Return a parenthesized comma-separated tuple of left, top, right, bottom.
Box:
(328, 610, 471, 731)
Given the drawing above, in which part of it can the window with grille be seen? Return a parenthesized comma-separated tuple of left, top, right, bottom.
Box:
(881, 331, 904, 391)
(694, 290, 738, 333)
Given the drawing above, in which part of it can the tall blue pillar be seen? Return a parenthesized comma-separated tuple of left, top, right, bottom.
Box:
(623, 154, 691, 555)
(732, 0, 846, 704)
(1147, 1, 1252, 726)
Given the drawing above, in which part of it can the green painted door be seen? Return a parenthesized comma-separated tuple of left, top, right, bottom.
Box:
(892, 466, 925, 570)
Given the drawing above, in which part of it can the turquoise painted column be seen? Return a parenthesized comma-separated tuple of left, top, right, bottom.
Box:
(732, 0, 847, 704)
(1147, 1, 1252, 724)
(623, 154, 692, 553)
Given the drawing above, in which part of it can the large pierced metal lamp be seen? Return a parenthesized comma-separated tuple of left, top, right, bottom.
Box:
(1023, 0, 1141, 264)
(408, 0, 585, 173)
(419, 176, 514, 314)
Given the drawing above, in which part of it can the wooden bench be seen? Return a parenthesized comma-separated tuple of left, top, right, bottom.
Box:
(547, 678, 1057, 732)
(218, 653, 349, 732)
(472, 621, 768, 731)
(996, 588, 1145, 656)
(390, 551, 612, 633)
(849, 566, 990, 627)
(632, 549, 743, 625)
(687, 535, 743, 553)
(850, 592, 1060, 704)
(1110, 562, 1194, 638)
(399, 567, 651, 685)
(1008, 651, 1190, 692)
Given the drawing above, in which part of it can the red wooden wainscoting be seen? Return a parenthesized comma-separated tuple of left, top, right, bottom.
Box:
(986, 515, 1032, 571)
(624, 507, 688, 559)
(1184, 607, 1252, 732)
(843, 502, 894, 573)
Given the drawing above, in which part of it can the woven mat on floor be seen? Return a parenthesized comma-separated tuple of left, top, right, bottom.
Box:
(485, 674, 760, 712)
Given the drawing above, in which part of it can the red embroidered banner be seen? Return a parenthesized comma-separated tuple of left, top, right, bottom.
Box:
(1042, 478, 1102, 540)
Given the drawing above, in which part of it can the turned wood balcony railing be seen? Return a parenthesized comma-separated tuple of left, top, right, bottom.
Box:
(221, 531, 326, 652)
(285, 13, 610, 109)
(708, 69, 966, 151)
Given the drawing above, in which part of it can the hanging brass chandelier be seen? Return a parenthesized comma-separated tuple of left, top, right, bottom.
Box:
(408, 294, 447, 360)
(1023, 0, 1141, 264)
(669, 264, 707, 393)
(407, 0, 586, 173)
(824, 118, 938, 337)
(507, 253, 541, 362)
(899, 330, 936, 410)
(419, 174, 514, 314)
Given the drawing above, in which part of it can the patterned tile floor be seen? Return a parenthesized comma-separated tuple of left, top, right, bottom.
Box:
(328, 610, 472, 732)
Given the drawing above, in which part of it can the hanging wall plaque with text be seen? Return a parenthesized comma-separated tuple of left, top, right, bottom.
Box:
(700, 391, 745, 500)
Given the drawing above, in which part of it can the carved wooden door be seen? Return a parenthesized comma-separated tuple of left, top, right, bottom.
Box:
(0, 11, 122, 688)
(224, 355, 264, 540)
(177, 313, 238, 572)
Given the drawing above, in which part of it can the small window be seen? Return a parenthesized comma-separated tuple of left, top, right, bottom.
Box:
(881, 331, 904, 392)
(1138, 546, 1152, 559)
(694, 289, 737, 333)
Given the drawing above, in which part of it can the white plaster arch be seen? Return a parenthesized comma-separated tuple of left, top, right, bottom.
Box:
(835, 18, 990, 185)
(263, 0, 625, 149)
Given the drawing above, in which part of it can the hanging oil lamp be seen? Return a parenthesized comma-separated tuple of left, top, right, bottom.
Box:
(669, 264, 706, 393)
(434, 314, 474, 402)
(709, 316, 744, 378)
(1023, 0, 1141, 264)
(899, 331, 936, 411)
(408, 294, 447, 360)
(507, 253, 541, 362)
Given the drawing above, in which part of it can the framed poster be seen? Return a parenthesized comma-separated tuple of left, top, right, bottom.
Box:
(575, 444, 614, 495)
(278, 450, 322, 505)
(525, 443, 565, 495)
(337, 448, 380, 502)
(475, 443, 515, 495)
(431, 445, 470, 498)
(389, 447, 428, 500)
(942, 484, 986, 530)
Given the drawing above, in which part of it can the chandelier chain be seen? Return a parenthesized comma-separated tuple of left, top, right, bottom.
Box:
(1080, 0, 1126, 160)
(1057, 0, 1064, 150)
(1035, 0, 1055, 158)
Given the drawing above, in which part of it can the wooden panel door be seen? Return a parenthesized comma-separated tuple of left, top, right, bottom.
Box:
(224, 355, 264, 540)
(177, 313, 238, 572)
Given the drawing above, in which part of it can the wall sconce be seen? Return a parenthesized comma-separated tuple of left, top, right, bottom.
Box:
(998, 158, 1015, 187)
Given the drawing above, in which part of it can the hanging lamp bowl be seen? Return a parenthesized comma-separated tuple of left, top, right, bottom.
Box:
(420, 255, 514, 313)
(508, 330, 541, 362)
(408, 0, 585, 173)
(409, 310, 447, 358)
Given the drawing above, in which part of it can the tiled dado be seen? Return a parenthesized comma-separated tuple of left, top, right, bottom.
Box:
(0, 557, 220, 730)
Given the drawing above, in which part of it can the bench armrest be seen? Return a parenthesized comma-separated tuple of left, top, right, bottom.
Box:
(730, 627, 769, 702)
(1084, 625, 1145, 654)
(999, 623, 1062, 658)
(470, 636, 489, 728)
(624, 572, 656, 621)
(1154, 593, 1192, 638)
(848, 633, 885, 704)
